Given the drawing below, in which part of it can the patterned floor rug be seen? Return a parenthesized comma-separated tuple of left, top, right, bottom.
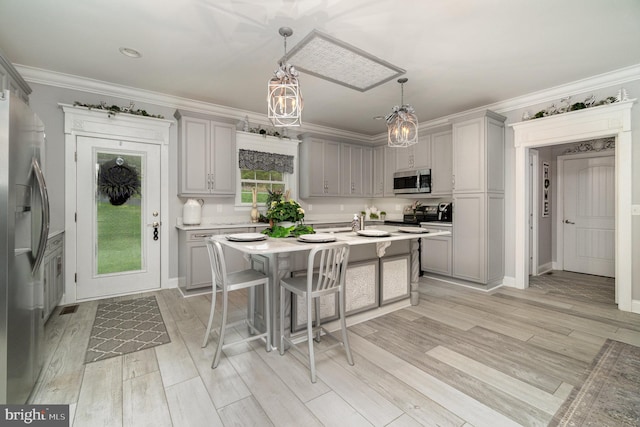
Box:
(85, 296, 170, 363)
(551, 339, 640, 426)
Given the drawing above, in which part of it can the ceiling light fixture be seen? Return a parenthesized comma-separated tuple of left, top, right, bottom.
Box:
(386, 78, 418, 147)
(286, 30, 405, 92)
(119, 47, 142, 58)
(267, 27, 302, 127)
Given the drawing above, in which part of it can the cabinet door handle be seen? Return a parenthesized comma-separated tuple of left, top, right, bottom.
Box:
(194, 233, 214, 238)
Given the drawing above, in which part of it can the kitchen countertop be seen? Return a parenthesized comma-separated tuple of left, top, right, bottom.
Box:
(175, 219, 386, 231)
(214, 225, 451, 254)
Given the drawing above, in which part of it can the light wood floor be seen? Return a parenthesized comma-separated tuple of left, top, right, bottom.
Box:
(31, 273, 640, 427)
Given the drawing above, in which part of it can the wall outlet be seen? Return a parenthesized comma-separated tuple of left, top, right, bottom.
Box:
(308, 204, 312, 211)
(216, 204, 222, 213)
(632, 205, 640, 215)
(395, 204, 401, 211)
(340, 205, 344, 211)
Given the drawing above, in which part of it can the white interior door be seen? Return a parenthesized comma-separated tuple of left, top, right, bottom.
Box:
(563, 156, 615, 277)
(76, 136, 161, 299)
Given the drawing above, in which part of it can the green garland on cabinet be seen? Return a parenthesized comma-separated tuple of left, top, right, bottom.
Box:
(73, 101, 164, 119)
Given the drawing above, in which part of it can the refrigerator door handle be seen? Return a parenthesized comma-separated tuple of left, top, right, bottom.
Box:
(31, 157, 50, 274)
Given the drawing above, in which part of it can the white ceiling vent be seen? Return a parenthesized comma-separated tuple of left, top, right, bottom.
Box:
(284, 29, 405, 92)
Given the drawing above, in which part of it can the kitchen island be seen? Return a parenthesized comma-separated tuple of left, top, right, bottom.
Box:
(213, 225, 450, 347)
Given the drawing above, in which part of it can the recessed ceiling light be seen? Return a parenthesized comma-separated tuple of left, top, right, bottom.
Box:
(373, 115, 384, 120)
(119, 47, 142, 58)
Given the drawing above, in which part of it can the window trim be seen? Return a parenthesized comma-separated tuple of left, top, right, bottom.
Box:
(234, 131, 300, 208)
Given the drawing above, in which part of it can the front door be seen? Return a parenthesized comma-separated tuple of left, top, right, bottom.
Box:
(76, 136, 161, 300)
(562, 155, 615, 277)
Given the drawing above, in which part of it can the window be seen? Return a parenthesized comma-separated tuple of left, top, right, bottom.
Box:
(240, 169, 286, 203)
(235, 134, 300, 207)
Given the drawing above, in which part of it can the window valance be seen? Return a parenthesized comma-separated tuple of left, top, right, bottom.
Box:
(238, 149, 294, 173)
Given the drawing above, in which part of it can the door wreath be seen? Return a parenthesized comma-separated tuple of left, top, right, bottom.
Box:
(98, 157, 141, 205)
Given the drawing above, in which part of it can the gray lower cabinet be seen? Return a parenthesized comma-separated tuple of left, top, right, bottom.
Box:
(421, 234, 452, 276)
(178, 228, 251, 292)
(43, 232, 64, 322)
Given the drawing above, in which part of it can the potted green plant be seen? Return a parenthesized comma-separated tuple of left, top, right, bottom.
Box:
(266, 198, 305, 228)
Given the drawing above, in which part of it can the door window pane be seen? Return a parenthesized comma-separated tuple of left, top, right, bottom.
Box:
(95, 152, 144, 275)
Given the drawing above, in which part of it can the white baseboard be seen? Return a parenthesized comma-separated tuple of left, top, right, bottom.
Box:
(537, 262, 553, 275)
(552, 261, 561, 270)
(501, 276, 517, 287)
(164, 277, 179, 289)
(631, 299, 640, 314)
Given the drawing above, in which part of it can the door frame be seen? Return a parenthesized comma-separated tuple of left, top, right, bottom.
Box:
(62, 105, 172, 303)
(511, 99, 634, 312)
(555, 151, 615, 275)
(528, 149, 539, 275)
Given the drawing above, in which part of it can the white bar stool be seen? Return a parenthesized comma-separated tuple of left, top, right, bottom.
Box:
(202, 238, 271, 368)
(279, 242, 354, 383)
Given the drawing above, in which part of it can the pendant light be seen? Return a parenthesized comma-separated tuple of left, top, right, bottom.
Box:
(268, 27, 303, 127)
(386, 78, 418, 147)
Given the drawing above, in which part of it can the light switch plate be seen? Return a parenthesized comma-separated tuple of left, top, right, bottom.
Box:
(632, 205, 640, 215)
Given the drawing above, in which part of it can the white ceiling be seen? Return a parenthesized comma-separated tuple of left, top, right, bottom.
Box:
(1, 0, 639, 135)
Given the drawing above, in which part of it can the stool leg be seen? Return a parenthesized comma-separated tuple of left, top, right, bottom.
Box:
(279, 285, 285, 356)
(307, 293, 316, 383)
(202, 285, 218, 348)
(212, 287, 229, 368)
(339, 289, 354, 366)
(264, 280, 271, 352)
(314, 298, 321, 342)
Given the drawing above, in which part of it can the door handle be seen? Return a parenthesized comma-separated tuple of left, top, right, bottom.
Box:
(148, 221, 161, 241)
(564, 219, 575, 224)
(31, 157, 50, 274)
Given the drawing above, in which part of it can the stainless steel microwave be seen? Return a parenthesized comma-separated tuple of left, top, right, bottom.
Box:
(393, 169, 431, 194)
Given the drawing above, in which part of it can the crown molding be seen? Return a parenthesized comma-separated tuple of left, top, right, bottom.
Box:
(415, 63, 640, 131)
(14, 64, 374, 144)
(15, 63, 640, 143)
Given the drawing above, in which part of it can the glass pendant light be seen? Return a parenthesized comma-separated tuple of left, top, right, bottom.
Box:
(386, 78, 418, 147)
(267, 27, 303, 127)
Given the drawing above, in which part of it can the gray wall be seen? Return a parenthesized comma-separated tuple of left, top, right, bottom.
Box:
(25, 77, 640, 301)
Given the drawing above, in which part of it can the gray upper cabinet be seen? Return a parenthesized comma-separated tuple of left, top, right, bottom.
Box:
(176, 111, 236, 196)
(300, 138, 341, 197)
(341, 144, 373, 197)
(452, 111, 505, 194)
(362, 146, 373, 197)
(394, 136, 430, 172)
(383, 145, 396, 197)
(430, 130, 453, 196)
(373, 145, 385, 197)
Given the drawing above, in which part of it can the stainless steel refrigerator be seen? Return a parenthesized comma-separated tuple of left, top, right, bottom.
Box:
(0, 90, 49, 404)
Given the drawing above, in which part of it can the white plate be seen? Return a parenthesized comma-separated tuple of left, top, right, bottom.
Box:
(225, 233, 267, 242)
(297, 233, 337, 243)
(356, 229, 391, 237)
(397, 226, 428, 234)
